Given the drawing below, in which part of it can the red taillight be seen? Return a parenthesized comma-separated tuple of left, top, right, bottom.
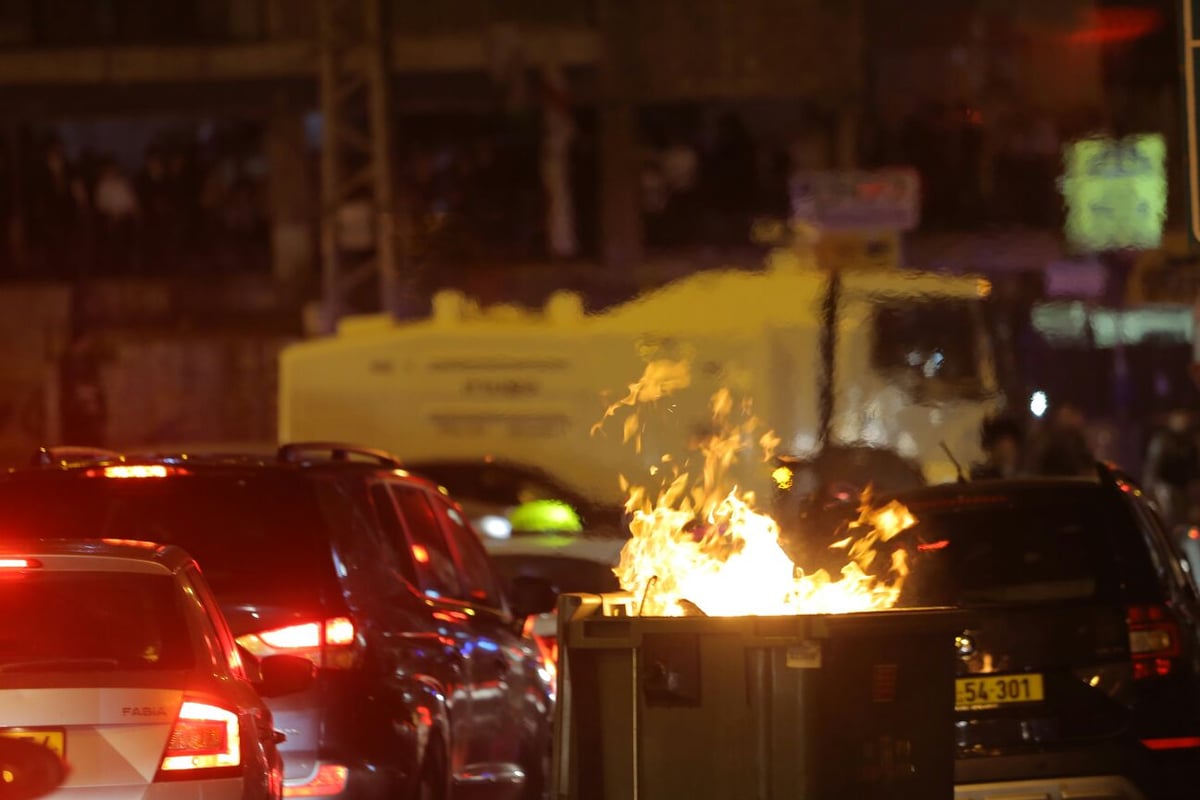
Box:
(1128, 605, 1181, 680)
(100, 539, 162, 550)
(258, 622, 322, 650)
(157, 701, 241, 778)
(284, 764, 350, 797)
(533, 634, 556, 665)
(0, 558, 39, 569)
(1142, 736, 1200, 751)
(522, 616, 558, 685)
(237, 616, 358, 669)
(324, 617, 356, 646)
(85, 465, 189, 479)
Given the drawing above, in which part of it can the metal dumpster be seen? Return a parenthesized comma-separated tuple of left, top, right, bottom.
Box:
(553, 592, 966, 800)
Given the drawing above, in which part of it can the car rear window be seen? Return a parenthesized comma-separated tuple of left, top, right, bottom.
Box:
(490, 554, 622, 597)
(0, 572, 194, 672)
(0, 473, 338, 606)
(895, 489, 1150, 607)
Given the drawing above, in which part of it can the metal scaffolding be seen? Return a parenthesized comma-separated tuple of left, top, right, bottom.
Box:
(316, 0, 400, 329)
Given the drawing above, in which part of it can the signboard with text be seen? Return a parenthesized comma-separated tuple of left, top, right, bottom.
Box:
(1060, 134, 1166, 252)
(789, 169, 921, 232)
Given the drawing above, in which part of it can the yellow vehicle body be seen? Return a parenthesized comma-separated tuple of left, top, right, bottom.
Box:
(279, 260, 1000, 506)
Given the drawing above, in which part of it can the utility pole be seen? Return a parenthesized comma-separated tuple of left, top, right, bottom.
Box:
(316, 0, 401, 330)
(595, 0, 643, 270)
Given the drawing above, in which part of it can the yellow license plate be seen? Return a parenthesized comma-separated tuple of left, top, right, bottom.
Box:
(0, 729, 65, 759)
(956, 674, 1044, 710)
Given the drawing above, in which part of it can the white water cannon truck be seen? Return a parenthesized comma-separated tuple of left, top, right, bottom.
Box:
(279, 248, 1002, 511)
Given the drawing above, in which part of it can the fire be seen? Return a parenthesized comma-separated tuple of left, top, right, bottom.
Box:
(599, 359, 914, 617)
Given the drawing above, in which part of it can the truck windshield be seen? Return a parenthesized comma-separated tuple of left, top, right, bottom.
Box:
(871, 298, 990, 401)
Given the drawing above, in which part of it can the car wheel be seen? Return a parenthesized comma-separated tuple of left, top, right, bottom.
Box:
(416, 744, 447, 800)
(520, 739, 551, 800)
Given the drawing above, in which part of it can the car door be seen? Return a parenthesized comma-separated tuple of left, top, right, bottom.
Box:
(1125, 491, 1200, 681)
(384, 482, 511, 775)
(369, 482, 472, 777)
(430, 493, 536, 766)
(180, 565, 281, 783)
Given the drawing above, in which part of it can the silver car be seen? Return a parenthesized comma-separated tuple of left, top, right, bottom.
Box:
(0, 540, 314, 799)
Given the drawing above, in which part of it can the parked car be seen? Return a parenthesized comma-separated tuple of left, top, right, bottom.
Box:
(0, 444, 557, 800)
(0, 539, 314, 799)
(483, 533, 626, 673)
(838, 468, 1200, 800)
(405, 459, 626, 539)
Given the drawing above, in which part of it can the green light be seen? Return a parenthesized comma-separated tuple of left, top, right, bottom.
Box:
(1062, 134, 1166, 252)
(508, 500, 584, 533)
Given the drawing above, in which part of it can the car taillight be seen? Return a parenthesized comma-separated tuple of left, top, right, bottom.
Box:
(522, 616, 558, 687)
(284, 764, 350, 797)
(157, 701, 241, 778)
(1141, 736, 1200, 750)
(1128, 604, 1181, 680)
(237, 616, 358, 669)
(84, 465, 189, 479)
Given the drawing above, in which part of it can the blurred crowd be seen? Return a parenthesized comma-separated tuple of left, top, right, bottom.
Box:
(402, 132, 568, 265)
(0, 101, 1091, 280)
(1, 130, 269, 280)
(875, 100, 1070, 231)
(971, 405, 1200, 531)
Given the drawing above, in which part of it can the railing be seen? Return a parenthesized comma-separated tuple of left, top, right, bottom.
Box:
(0, 0, 274, 46)
(0, 0, 594, 49)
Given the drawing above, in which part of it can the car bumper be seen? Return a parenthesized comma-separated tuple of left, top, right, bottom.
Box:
(955, 746, 1200, 800)
(281, 760, 401, 800)
(956, 775, 1146, 800)
(49, 778, 249, 800)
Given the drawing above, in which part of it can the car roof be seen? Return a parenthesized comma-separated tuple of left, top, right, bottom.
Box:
(405, 458, 578, 490)
(882, 476, 1107, 504)
(4, 451, 447, 494)
(481, 533, 626, 565)
(0, 539, 194, 575)
(405, 457, 558, 474)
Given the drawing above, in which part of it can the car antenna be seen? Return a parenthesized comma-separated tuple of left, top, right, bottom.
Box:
(940, 441, 968, 484)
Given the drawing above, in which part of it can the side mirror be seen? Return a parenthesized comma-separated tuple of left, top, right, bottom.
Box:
(508, 575, 559, 620)
(255, 654, 316, 698)
(508, 499, 584, 533)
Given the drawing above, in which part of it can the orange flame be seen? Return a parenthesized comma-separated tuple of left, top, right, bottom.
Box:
(599, 359, 913, 617)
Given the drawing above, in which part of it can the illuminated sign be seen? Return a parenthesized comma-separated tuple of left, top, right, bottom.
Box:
(1060, 134, 1166, 252)
(789, 169, 921, 232)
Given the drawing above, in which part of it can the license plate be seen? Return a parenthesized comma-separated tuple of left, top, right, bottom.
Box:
(955, 674, 1044, 710)
(0, 728, 65, 759)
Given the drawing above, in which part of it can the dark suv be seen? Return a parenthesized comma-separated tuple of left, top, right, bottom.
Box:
(785, 469, 1200, 800)
(0, 443, 557, 800)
